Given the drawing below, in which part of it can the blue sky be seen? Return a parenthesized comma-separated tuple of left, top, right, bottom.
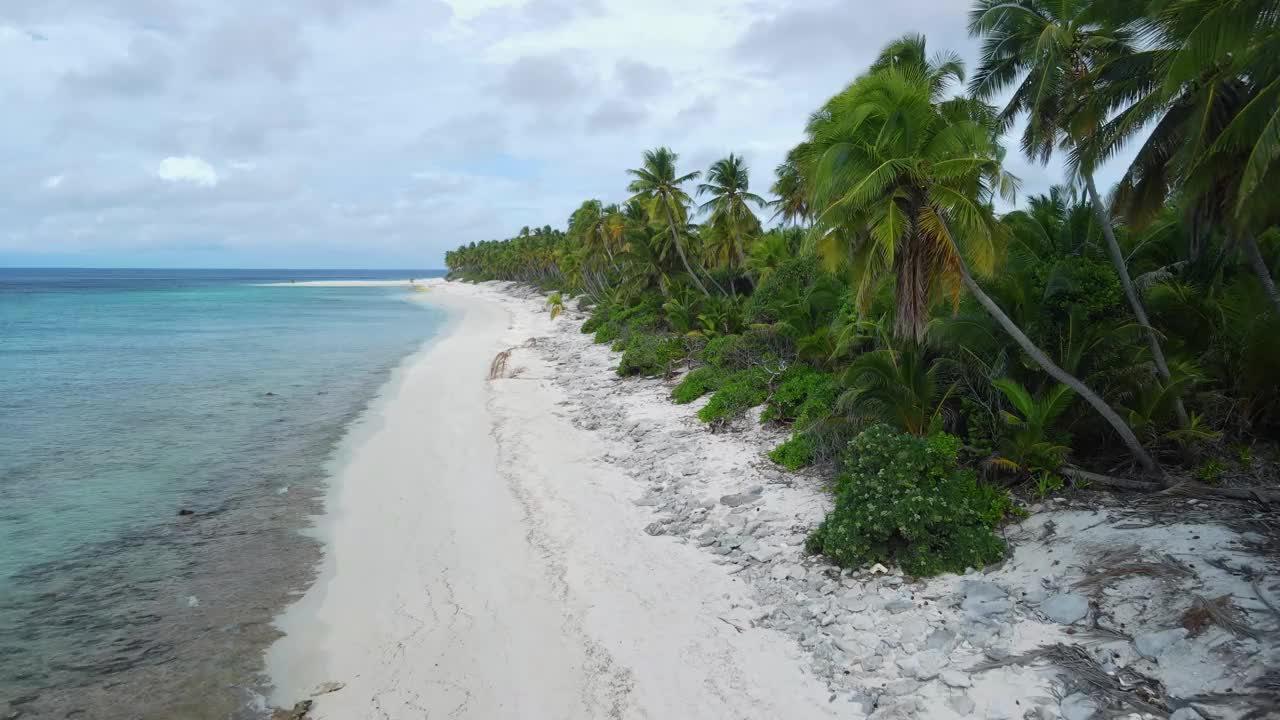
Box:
(0, 0, 1139, 269)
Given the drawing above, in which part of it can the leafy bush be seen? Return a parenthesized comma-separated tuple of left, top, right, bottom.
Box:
(698, 368, 770, 423)
(584, 293, 664, 345)
(1037, 257, 1122, 322)
(672, 366, 727, 404)
(594, 321, 622, 344)
(762, 366, 838, 426)
(617, 334, 685, 377)
(743, 255, 821, 324)
(769, 434, 816, 470)
(699, 330, 777, 370)
(805, 425, 1013, 577)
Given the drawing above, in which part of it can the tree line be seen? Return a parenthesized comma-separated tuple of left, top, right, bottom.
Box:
(446, 0, 1279, 493)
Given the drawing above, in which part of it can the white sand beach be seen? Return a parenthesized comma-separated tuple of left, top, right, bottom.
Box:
(268, 279, 1278, 720)
(256, 280, 426, 287)
(265, 280, 841, 719)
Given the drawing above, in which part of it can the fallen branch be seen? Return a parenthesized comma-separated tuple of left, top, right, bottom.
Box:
(1062, 466, 1280, 504)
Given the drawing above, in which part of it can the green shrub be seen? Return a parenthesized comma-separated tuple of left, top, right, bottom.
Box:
(698, 368, 770, 423)
(805, 425, 1012, 577)
(672, 366, 727, 404)
(617, 334, 686, 377)
(762, 366, 838, 426)
(1037, 257, 1123, 322)
(743, 256, 821, 324)
(769, 434, 816, 470)
(594, 321, 622, 344)
(699, 330, 776, 370)
(586, 294, 664, 346)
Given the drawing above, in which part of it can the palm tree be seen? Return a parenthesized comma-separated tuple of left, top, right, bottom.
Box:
(697, 153, 767, 284)
(568, 199, 614, 270)
(770, 150, 811, 226)
(1090, 0, 1280, 315)
(627, 147, 716, 297)
(968, 0, 1190, 432)
(802, 33, 1157, 471)
(746, 230, 794, 285)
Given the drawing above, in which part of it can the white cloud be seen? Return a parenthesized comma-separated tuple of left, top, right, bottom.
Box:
(0, 0, 1146, 268)
(156, 156, 219, 187)
(43, 175, 65, 189)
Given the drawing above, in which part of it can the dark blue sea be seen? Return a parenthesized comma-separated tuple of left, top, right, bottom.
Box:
(0, 269, 446, 719)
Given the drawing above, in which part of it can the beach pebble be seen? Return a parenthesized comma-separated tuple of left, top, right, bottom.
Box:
(643, 522, 665, 536)
(311, 681, 345, 696)
(749, 546, 781, 563)
(1041, 593, 1089, 624)
(883, 678, 921, 697)
(961, 580, 1011, 618)
(926, 628, 956, 651)
(1134, 628, 1188, 659)
(1059, 692, 1098, 720)
(895, 650, 945, 680)
(947, 692, 976, 715)
(719, 486, 763, 507)
(883, 598, 914, 613)
(939, 669, 972, 688)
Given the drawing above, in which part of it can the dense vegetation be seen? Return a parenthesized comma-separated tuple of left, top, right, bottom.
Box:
(447, 1, 1279, 574)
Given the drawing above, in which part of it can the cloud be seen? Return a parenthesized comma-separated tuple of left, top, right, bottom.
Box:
(156, 156, 219, 187)
(614, 59, 671, 98)
(586, 99, 647, 134)
(495, 53, 592, 106)
(730, 0, 971, 77)
(61, 37, 171, 97)
(521, 0, 604, 25)
(201, 14, 310, 83)
(674, 95, 716, 125)
(0, 0, 1143, 268)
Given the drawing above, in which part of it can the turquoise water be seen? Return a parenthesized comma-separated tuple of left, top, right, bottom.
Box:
(0, 269, 446, 718)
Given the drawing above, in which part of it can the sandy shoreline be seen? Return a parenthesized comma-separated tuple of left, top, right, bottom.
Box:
(266, 279, 1278, 720)
(265, 279, 839, 719)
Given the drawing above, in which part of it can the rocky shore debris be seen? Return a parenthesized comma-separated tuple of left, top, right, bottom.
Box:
(479, 283, 1280, 719)
(310, 681, 345, 696)
(270, 699, 312, 720)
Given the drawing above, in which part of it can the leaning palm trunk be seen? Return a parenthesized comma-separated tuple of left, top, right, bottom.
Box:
(1241, 231, 1280, 316)
(942, 220, 1158, 474)
(661, 202, 717, 297)
(733, 227, 754, 290)
(1084, 175, 1190, 430)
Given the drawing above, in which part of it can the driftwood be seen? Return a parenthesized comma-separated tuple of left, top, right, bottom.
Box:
(488, 349, 513, 380)
(1061, 466, 1280, 504)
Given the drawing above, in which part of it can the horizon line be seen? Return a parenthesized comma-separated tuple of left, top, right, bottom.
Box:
(0, 266, 449, 272)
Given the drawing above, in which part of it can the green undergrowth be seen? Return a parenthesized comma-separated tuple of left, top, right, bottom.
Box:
(672, 365, 728, 404)
(805, 425, 1017, 577)
(768, 434, 817, 470)
(697, 368, 770, 423)
(617, 334, 686, 377)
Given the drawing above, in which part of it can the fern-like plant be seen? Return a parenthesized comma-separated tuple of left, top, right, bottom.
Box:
(989, 379, 1074, 476)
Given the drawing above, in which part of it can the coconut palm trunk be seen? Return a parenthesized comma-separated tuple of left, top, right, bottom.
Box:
(943, 220, 1158, 474)
(1084, 175, 1190, 429)
(733, 226, 754, 290)
(661, 202, 712, 297)
(1241, 231, 1280, 315)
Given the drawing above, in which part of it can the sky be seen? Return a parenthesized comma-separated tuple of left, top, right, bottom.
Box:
(0, 0, 1139, 269)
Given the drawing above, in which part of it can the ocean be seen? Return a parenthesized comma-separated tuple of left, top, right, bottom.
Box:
(0, 269, 447, 719)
